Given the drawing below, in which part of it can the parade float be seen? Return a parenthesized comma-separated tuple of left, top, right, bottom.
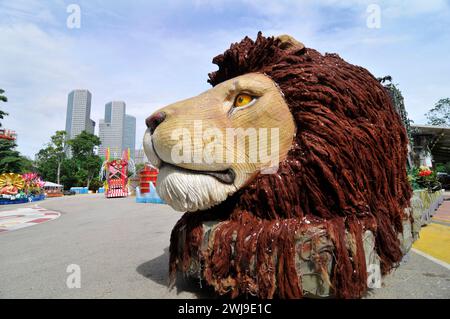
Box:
(100, 148, 135, 198)
(0, 126, 46, 204)
(0, 172, 45, 205)
(135, 164, 165, 204)
(143, 33, 421, 298)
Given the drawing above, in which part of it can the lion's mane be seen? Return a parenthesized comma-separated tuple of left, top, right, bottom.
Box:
(169, 33, 412, 298)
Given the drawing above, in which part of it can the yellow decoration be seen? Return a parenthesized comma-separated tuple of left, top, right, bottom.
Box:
(0, 173, 25, 189)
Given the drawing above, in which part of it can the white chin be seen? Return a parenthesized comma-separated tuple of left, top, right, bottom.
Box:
(156, 165, 237, 212)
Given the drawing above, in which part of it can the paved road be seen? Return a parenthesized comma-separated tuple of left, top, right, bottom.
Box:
(0, 194, 448, 299)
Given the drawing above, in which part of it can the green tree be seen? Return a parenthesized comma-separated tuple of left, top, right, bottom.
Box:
(0, 88, 8, 127)
(379, 76, 413, 146)
(35, 131, 67, 184)
(436, 162, 450, 174)
(0, 139, 27, 173)
(0, 89, 32, 173)
(60, 159, 79, 190)
(67, 131, 100, 158)
(35, 147, 58, 182)
(88, 177, 103, 192)
(0, 89, 19, 173)
(20, 156, 35, 172)
(135, 163, 145, 174)
(51, 130, 67, 185)
(83, 155, 103, 188)
(426, 98, 450, 127)
(67, 131, 102, 189)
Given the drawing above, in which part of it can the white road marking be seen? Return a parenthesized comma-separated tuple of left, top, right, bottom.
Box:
(0, 205, 61, 233)
(411, 248, 450, 271)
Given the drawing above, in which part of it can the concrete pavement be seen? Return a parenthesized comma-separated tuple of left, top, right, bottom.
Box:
(0, 194, 191, 298)
(0, 194, 448, 298)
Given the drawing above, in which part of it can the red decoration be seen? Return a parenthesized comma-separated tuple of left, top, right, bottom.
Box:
(139, 165, 158, 194)
(104, 151, 129, 198)
(418, 170, 432, 177)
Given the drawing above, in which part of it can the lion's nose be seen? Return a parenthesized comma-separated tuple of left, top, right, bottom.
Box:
(146, 111, 166, 135)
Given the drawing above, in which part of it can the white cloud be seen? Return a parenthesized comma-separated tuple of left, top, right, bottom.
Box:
(0, 0, 448, 158)
(0, 23, 92, 157)
(0, 0, 63, 26)
(382, 0, 449, 18)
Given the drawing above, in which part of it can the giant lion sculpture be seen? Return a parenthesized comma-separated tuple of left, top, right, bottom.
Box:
(143, 33, 415, 298)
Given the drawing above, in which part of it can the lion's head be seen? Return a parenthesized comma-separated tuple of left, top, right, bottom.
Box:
(143, 72, 296, 211)
(143, 33, 412, 298)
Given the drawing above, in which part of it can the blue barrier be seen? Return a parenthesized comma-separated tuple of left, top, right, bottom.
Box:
(0, 193, 46, 205)
(70, 187, 89, 194)
(98, 187, 105, 194)
(135, 184, 165, 204)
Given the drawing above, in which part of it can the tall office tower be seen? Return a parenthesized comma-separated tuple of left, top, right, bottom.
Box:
(123, 115, 136, 159)
(99, 101, 125, 159)
(65, 89, 95, 156)
(99, 101, 137, 159)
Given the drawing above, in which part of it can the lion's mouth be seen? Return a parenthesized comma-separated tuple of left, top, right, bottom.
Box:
(160, 161, 236, 185)
(146, 134, 236, 185)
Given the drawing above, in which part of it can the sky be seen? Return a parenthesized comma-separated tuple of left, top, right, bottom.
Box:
(0, 0, 449, 158)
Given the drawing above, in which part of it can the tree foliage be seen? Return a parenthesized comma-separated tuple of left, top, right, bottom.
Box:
(379, 76, 414, 146)
(67, 131, 102, 189)
(0, 139, 32, 173)
(435, 162, 450, 174)
(36, 130, 103, 189)
(67, 131, 100, 158)
(0, 89, 31, 173)
(426, 98, 450, 127)
(35, 131, 67, 184)
(135, 163, 145, 174)
(35, 148, 58, 182)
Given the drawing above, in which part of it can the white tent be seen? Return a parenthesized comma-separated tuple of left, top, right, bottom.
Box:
(43, 181, 64, 197)
(43, 181, 63, 188)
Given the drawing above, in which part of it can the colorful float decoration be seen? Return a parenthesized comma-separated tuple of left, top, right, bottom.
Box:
(135, 164, 164, 204)
(139, 164, 158, 194)
(100, 148, 135, 198)
(0, 172, 45, 205)
(0, 173, 24, 195)
(0, 128, 17, 141)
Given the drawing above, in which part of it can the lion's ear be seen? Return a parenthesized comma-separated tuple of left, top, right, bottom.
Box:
(276, 34, 305, 51)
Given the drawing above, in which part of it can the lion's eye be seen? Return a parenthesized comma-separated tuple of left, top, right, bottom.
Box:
(234, 93, 254, 107)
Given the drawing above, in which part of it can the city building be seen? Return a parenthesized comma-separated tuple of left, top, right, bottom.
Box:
(65, 90, 95, 138)
(134, 149, 148, 165)
(124, 115, 136, 159)
(65, 89, 95, 156)
(98, 101, 136, 159)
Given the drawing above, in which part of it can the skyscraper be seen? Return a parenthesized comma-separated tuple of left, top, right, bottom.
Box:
(124, 115, 136, 159)
(98, 101, 136, 159)
(65, 89, 95, 156)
